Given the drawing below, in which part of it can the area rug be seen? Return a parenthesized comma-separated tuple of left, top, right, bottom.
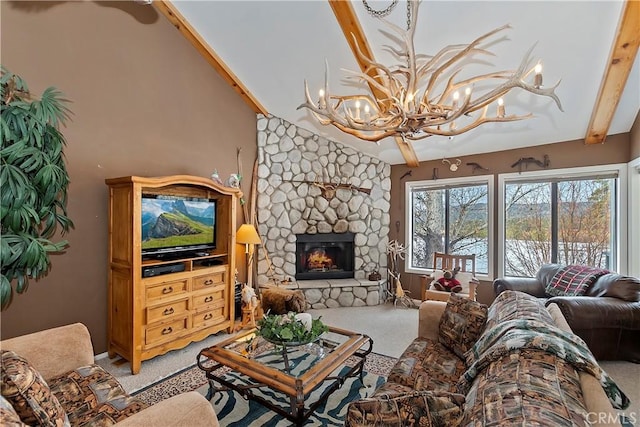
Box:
(133, 352, 396, 426)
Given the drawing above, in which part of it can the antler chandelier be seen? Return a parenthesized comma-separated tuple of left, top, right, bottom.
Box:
(299, 0, 563, 143)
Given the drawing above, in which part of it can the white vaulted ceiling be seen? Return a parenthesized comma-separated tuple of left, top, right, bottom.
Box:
(162, 0, 639, 165)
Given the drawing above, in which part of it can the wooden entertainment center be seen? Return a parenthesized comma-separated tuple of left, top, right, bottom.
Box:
(105, 175, 241, 374)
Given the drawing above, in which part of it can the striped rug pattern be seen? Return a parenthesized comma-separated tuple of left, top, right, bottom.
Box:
(133, 352, 396, 426)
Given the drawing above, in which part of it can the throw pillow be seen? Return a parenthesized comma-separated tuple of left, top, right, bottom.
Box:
(486, 290, 554, 331)
(344, 390, 465, 427)
(545, 265, 609, 297)
(438, 293, 488, 359)
(0, 394, 27, 427)
(0, 350, 69, 427)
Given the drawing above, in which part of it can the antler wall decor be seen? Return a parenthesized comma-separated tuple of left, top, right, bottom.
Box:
(442, 158, 462, 172)
(285, 180, 372, 200)
(283, 168, 371, 200)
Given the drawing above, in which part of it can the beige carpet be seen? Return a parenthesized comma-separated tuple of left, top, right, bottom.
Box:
(599, 361, 640, 423)
(96, 301, 419, 393)
(96, 301, 639, 421)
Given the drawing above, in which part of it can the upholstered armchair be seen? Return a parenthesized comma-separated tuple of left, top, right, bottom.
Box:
(1, 323, 219, 426)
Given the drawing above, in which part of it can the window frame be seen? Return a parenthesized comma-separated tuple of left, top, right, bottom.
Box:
(629, 157, 640, 277)
(404, 174, 494, 281)
(497, 163, 628, 278)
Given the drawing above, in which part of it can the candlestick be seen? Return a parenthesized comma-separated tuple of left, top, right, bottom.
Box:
(364, 104, 371, 124)
(294, 313, 313, 331)
(452, 91, 460, 109)
(407, 92, 414, 110)
(355, 100, 361, 120)
(318, 89, 326, 109)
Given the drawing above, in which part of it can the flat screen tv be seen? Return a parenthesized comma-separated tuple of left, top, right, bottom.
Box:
(141, 194, 216, 259)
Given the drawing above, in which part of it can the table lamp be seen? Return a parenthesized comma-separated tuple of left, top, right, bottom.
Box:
(236, 223, 261, 287)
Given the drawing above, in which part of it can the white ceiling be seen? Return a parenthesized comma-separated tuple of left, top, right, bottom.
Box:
(171, 1, 639, 165)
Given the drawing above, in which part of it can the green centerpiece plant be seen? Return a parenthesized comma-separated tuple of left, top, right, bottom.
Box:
(257, 312, 328, 345)
(0, 67, 74, 310)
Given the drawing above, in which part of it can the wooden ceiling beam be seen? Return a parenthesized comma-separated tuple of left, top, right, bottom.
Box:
(328, 0, 420, 167)
(585, 0, 639, 145)
(154, 0, 267, 115)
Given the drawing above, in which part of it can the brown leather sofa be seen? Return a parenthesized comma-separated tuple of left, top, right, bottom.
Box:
(493, 264, 640, 363)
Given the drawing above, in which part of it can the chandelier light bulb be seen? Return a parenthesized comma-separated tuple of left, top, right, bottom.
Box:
(364, 104, 371, 123)
(355, 100, 361, 120)
(452, 91, 460, 109)
(318, 89, 326, 108)
(497, 98, 505, 118)
(534, 64, 543, 88)
(465, 88, 471, 97)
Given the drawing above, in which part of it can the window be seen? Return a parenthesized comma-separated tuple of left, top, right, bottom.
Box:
(498, 165, 626, 278)
(405, 176, 493, 277)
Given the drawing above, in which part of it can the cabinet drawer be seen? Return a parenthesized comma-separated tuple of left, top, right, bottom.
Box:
(145, 279, 188, 301)
(145, 317, 188, 347)
(192, 307, 226, 329)
(192, 269, 226, 291)
(146, 298, 189, 324)
(192, 286, 226, 310)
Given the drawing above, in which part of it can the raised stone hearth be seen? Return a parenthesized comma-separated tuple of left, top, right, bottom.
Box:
(264, 278, 385, 309)
(255, 115, 391, 290)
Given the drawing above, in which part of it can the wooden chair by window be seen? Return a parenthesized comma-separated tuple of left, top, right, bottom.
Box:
(420, 252, 478, 302)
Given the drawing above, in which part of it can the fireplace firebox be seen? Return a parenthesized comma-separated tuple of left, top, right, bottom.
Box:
(295, 233, 355, 280)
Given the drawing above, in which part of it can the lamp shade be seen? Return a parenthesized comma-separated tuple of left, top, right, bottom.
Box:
(236, 224, 261, 245)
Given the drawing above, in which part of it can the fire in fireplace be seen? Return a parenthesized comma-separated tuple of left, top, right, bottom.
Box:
(295, 232, 355, 280)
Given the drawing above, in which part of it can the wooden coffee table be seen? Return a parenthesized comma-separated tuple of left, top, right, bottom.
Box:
(197, 326, 372, 426)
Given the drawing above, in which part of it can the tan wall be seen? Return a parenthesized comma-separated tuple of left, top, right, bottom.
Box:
(0, 2, 257, 351)
(390, 134, 631, 305)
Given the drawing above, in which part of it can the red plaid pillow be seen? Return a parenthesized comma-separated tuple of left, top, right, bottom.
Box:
(545, 265, 609, 297)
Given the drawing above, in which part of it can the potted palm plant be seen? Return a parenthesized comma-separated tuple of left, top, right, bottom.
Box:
(1, 67, 74, 310)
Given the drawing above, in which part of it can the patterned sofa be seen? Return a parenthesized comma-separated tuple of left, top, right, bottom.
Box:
(345, 291, 629, 426)
(1, 323, 219, 426)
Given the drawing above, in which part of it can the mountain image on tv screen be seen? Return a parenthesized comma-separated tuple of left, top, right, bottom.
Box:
(141, 197, 215, 250)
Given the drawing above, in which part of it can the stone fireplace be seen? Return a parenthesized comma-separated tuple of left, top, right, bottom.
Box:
(296, 232, 355, 280)
(255, 114, 391, 308)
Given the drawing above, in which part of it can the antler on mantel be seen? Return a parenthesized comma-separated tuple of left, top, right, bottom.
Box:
(298, 0, 563, 144)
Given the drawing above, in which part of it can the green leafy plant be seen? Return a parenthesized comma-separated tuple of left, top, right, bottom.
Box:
(256, 312, 328, 344)
(1, 67, 74, 310)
